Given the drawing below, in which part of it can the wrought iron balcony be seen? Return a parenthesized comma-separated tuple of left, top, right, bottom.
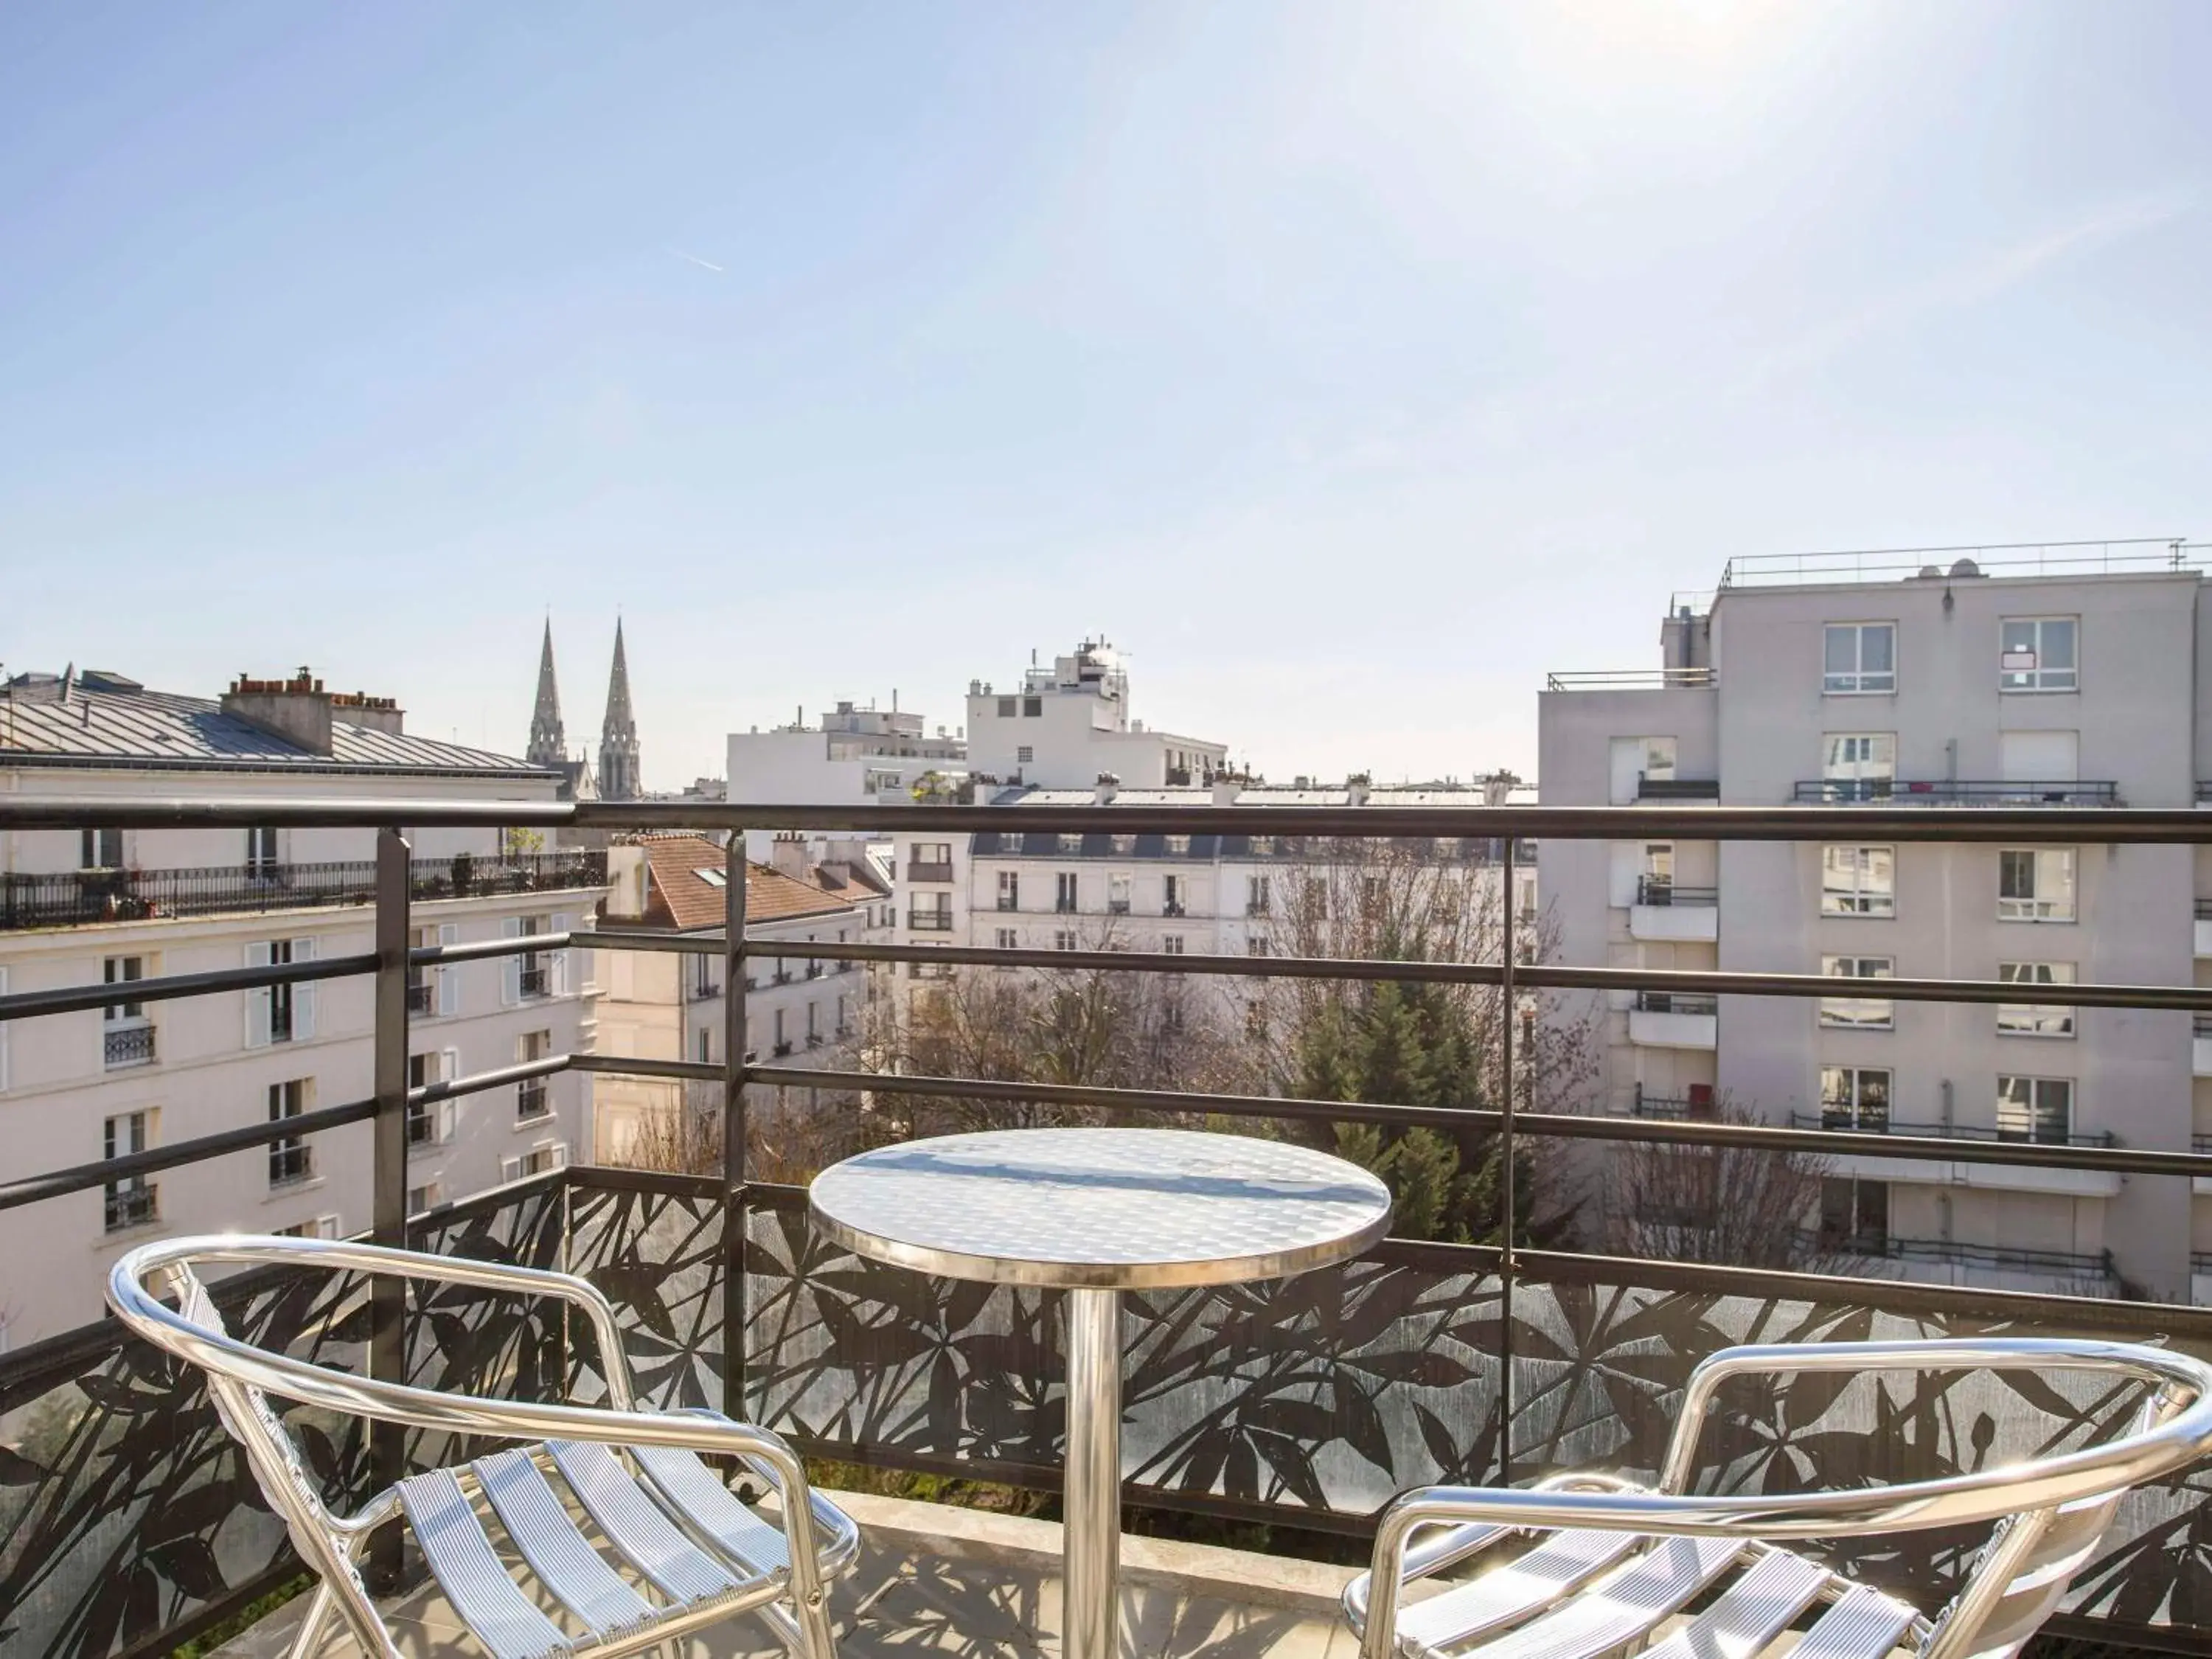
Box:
(1633, 877, 1717, 906)
(406, 978, 434, 1015)
(1793, 779, 2121, 807)
(101, 1021, 155, 1068)
(7, 792, 2212, 1659)
(518, 961, 550, 998)
(1632, 990, 1719, 1016)
(101, 1180, 156, 1232)
(0, 849, 607, 932)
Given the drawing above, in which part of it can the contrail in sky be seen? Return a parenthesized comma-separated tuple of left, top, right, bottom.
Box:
(669, 247, 725, 274)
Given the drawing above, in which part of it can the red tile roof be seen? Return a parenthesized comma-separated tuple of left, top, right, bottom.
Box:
(636, 835, 875, 932)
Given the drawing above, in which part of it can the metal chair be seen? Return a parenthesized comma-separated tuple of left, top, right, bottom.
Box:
(108, 1234, 860, 1659)
(1346, 1338, 2212, 1659)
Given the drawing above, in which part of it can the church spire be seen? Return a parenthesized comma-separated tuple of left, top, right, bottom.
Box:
(526, 619, 566, 770)
(598, 618, 641, 801)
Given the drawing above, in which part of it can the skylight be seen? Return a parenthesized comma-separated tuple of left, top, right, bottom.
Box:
(695, 868, 728, 888)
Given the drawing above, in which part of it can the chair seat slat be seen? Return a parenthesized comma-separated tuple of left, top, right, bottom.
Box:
(627, 1444, 792, 1575)
(475, 1449, 659, 1639)
(1453, 1536, 1742, 1659)
(549, 1439, 740, 1605)
(400, 1470, 574, 1659)
(1398, 1530, 1643, 1654)
(1790, 1584, 1919, 1659)
(1638, 1549, 1832, 1659)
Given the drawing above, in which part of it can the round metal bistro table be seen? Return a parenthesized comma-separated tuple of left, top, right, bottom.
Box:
(809, 1127, 1393, 1659)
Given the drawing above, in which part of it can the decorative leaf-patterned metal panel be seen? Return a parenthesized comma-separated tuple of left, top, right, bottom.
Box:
(0, 1180, 563, 1659)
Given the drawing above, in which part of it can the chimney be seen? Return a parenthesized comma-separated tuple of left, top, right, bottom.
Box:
(222, 667, 335, 755)
(768, 832, 810, 883)
(1093, 772, 1118, 806)
(1346, 779, 1369, 809)
(1211, 777, 1239, 807)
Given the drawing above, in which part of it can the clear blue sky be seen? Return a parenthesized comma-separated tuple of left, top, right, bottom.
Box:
(2, 3, 2205, 787)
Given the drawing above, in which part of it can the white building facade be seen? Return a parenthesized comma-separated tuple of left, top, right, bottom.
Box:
(1538, 546, 2211, 1300)
(0, 669, 605, 1346)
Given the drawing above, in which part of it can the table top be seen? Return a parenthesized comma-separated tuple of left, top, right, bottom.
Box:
(807, 1127, 1394, 1290)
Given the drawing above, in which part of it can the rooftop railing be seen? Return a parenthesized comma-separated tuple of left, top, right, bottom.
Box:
(0, 849, 607, 931)
(5, 794, 2212, 1659)
(1634, 877, 1717, 906)
(1792, 779, 2121, 807)
(1543, 667, 1714, 691)
(1720, 537, 2197, 588)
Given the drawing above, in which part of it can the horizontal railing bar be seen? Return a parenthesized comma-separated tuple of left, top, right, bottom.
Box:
(0, 1095, 380, 1212)
(408, 931, 575, 965)
(0, 952, 378, 1022)
(577, 928, 727, 957)
(644, 934, 2212, 1014)
(409, 1053, 573, 1107)
(4, 796, 2210, 842)
(568, 1052, 723, 1083)
(749, 1065, 2212, 1178)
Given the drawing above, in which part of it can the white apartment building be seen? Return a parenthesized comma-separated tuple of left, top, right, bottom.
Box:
(1539, 544, 2209, 1300)
(964, 640, 1226, 790)
(726, 698, 967, 862)
(0, 669, 605, 1346)
(591, 834, 889, 1164)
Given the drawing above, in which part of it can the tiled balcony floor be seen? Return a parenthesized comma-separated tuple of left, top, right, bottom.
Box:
(212, 1493, 1362, 1659)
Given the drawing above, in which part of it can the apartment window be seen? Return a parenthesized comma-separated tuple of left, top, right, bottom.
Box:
(1057, 832, 1082, 853)
(1641, 844, 1674, 896)
(1165, 834, 1192, 856)
(246, 826, 279, 877)
(773, 1008, 788, 1053)
(1054, 931, 1078, 951)
(1107, 873, 1131, 914)
(1110, 834, 1136, 855)
(515, 1144, 568, 1179)
(1998, 849, 2076, 922)
(806, 1002, 820, 1045)
(506, 915, 552, 1001)
(836, 995, 849, 1035)
(1163, 935, 1185, 956)
(275, 1216, 340, 1240)
(517, 1031, 552, 1120)
(103, 1110, 157, 1232)
(995, 928, 1018, 950)
(1819, 1066, 1891, 1131)
(1641, 738, 1677, 782)
(998, 697, 1017, 718)
(1247, 874, 1271, 916)
(1251, 835, 1276, 857)
(698, 1029, 713, 1065)
(268, 1079, 313, 1186)
(80, 827, 125, 870)
(1818, 1178, 1889, 1253)
(1998, 962, 2076, 1037)
(1017, 745, 1034, 764)
(1823, 622, 1896, 694)
(692, 953, 717, 1000)
(1056, 872, 1079, 912)
(408, 1181, 448, 1214)
(1819, 956, 1895, 1029)
(1997, 1076, 2073, 1144)
(1164, 874, 1186, 916)
(1822, 734, 1896, 801)
(102, 956, 154, 1068)
(407, 1051, 457, 1146)
(998, 871, 1020, 911)
(1248, 936, 1270, 957)
(911, 841, 951, 872)
(2000, 616, 2078, 692)
(247, 938, 316, 1046)
(1820, 846, 1895, 917)
(1023, 698, 1043, 717)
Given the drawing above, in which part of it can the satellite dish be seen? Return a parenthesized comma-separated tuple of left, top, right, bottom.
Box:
(1916, 565, 1942, 579)
(1950, 557, 1983, 577)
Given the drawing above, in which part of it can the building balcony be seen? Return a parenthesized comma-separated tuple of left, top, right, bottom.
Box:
(1637, 776, 1719, 801)
(1627, 990, 1717, 1048)
(1792, 779, 2121, 807)
(1790, 1112, 2121, 1197)
(1163, 900, 1186, 917)
(2197, 900, 2212, 959)
(1619, 1082, 1716, 1119)
(1544, 667, 1714, 690)
(0, 849, 608, 932)
(102, 1181, 157, 1233)
(2197, 1015, 2212, 1079)
(518, 962, 550, 999)
(907, 910, 954, 932)
(687, 978, 721, 1001)
(406, 978, 434, 1015)
(906, 860, 955, 884)
(1628, 879, 1717, 942)
(102, 1020, 155, 1068)
(10, 791, 2212, 1659)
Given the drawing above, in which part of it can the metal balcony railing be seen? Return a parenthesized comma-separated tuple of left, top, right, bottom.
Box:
(1545, 667, 1714, 690)
(102, 1022, 155, 1068)
(1793, 779, 2121, 807)
(907, 909, 954, 931)
(0, 850, 607, 932)
(1632, 990, 1719, 1016)
(1634, 877, 1717, 906)
(687, 978, 720, 1001)
(1790, 1110, 2115, 1148)
(406, 978, 434, 1015)
(7, 793, 2212, 1659)
(102, 1182, 156, 1232)
(1638, 776, 1719, 800)
(1830, 1234, 2121, 1283)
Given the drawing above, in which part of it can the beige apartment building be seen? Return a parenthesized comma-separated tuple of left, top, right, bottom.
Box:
(1540, 543, 2210, 1301)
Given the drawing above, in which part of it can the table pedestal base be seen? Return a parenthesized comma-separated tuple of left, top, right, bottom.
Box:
(1063, 1287, 1121, 1659)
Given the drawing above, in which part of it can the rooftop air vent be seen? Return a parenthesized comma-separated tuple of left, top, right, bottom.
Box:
(1950, 558, 1983, 578)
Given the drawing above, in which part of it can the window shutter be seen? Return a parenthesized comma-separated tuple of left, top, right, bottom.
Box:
(291, 938, 316, 1042)
(245, 942, 272, 1048)
(550, 913, 572, 997)
(437, 1099, 456, 1143)
(437, 923, 461, 1016)
(440, 1046, 461, 1140)
(500, 1155, 522, 1184)
(501, 917, 522, 1006)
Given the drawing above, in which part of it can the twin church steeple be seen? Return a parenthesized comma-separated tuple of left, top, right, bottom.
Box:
(527, 619, 641, 801)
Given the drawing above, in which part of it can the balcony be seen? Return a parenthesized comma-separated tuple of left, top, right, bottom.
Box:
(906, 860, 955, 884)
(0, 849, 608, 932)
(101, 1181, 156, 1232)
(1790, 1111, 2122, 1197)
(1628, 877, 1717, 942)
(687, 977, 721, 1001)
(1627, 990, 1717, 1048)
(908, 909, 954, 932)
(1792, 779, 2121, 807)
(1620, 1082, 1715, 1119)
(518, 962, 550, 998)
(1163, 900, 1186, 917)
(406, 978, 434, 1015)
(10, 792, 2212, 1659)
(2198, 1015, 2212, 1079)
(101, 1020, 155, 1068)
(1545, 667, 1714, 690)
(2198, 899, 2212, 958)
(1637, 776, 1719, 801)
